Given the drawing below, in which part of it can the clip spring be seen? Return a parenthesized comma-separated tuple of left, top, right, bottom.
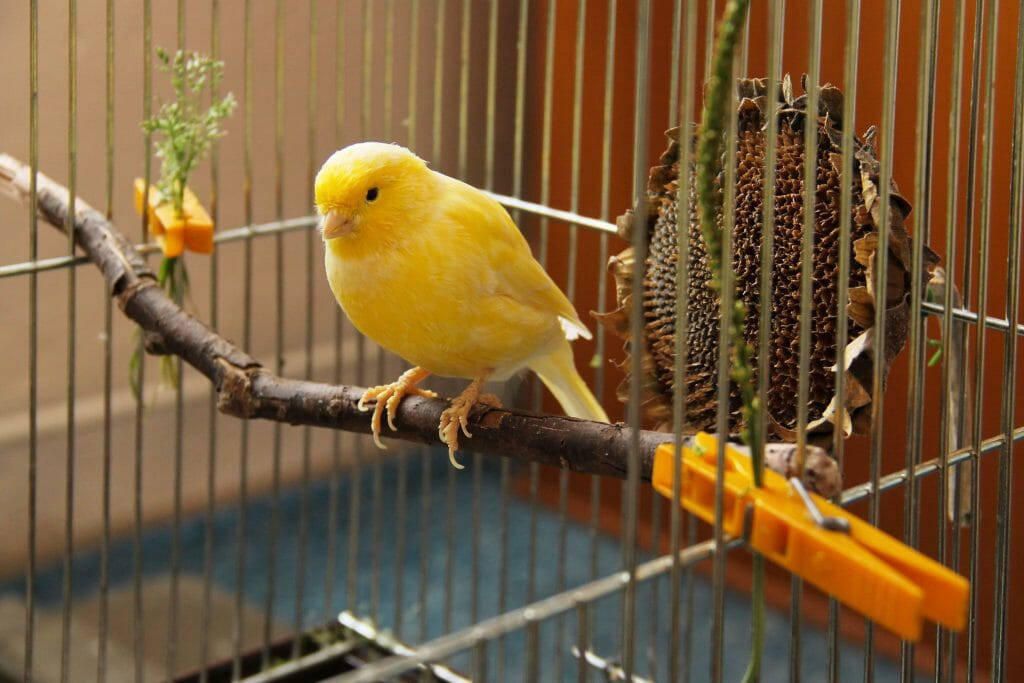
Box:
(788, 477, 851, 533)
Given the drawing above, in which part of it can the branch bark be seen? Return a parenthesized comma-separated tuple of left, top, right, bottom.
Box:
(0, 153, 838, 492)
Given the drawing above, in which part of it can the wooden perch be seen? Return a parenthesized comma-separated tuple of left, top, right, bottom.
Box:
(0, 153, 839, 493)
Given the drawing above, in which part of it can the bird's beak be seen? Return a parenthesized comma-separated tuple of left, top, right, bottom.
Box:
(321, 209, 355, 239)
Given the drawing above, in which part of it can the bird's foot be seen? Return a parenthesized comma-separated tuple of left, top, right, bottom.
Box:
(357, 366, 435, 449)
(438, 375, 500, 469)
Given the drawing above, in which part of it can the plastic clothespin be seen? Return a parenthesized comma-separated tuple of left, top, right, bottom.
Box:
(651, 432, 969, 642)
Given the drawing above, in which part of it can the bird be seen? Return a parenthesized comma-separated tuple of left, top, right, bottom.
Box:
(315, 142, 609, 468)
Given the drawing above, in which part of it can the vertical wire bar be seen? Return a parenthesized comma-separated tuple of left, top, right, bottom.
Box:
(390, 0, 410, 642)
(384, 0, 395, 139)
(469, 0, 497, 635)
(524, 620, 539, 683)
(965, 3, 1000, 677)
(990, 6, 1024, 676)
(960, 0, 988, 308)
(704, 0, 718, 80)
(829, 1, 859, 679)
(25, 0, 39, 676)
(419, 0, 447, 643)
(529, 0, 558, 627)
(200, 4, 222, 678)
(431, 0, 446, 170)
(366, 0, 384, 627)
(865, 1, 903, 678)
(445, 0, 462, 638)
(647, 30, 673, 665)
(903, 0, 940, 551)
(393, 0, 420, 641)
(762, 2, 786, 680)
(710, 38, 741, 683)
(293, 0, 319, 655)
(474, 0, 499, 638)
(418, 441, 431, 642)
(576, 601, 589, 683)
(168, 229, 185, 672)
(473, 640, 488, 681)
(60, 0, 79, 678)
(370, 0, 388, 629)
(134, 2, 153, 679)
(668, 0, 683, 129)
(264, 0, 286, 668)
(951, 18, 991, 626)
(955, 9, 988, 666)
(362, 0, 373, 138)
(166, 4, 188, 678)
(671, 0, 698, 680)
(345, 0, 364, 625)
(232, 0, 255, 676)
(98, 0, 115, 678)
(453, 0, 475, 637)
(484, 0, 499, 192)
(393, 432, 408, 638)
(937, 0, 968, 677)
(656, 7, 684, 677)
(556, 2, 587, 680)
(900, 0, 940, 678)
(623, 1, 651, 679)
(499, 1, 529, 677)
(793, 3, 823, 679)
(324, 0, 345, 624)
(346, 0, 369, 625)
(457, 0, 470, 179)
(690, 3, 723, 676)
(737, 2, 750, 74)
(176, 0, 185, 46)
(444, 450, 456, 632)
(591, 0, 616, 609)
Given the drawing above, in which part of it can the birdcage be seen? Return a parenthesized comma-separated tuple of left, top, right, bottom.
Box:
(0, 0, 1021, 681)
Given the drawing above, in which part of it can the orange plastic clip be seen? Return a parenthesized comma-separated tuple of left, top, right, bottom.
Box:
(651, 432, 969, 641)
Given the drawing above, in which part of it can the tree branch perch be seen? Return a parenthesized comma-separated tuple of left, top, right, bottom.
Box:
(0, 153, 838, 492)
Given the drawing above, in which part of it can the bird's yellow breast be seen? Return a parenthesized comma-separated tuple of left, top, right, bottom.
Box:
(324, 204, 563, 379)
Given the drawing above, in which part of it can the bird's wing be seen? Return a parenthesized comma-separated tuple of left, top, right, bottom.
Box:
(437, 175, 592, 341)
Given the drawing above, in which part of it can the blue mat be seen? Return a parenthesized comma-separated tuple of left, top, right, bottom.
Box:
(2, 451, 905, 681)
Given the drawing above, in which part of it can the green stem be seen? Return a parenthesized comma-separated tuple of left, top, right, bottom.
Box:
(694, 0, 760, 479)
(695, 2, 762, 681)
(742, 553, 765, 682)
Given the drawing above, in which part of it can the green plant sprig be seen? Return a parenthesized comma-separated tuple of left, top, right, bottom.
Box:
(695, 2, 759, 681)
(142, 47, 236, 216)
(695, 1, 759, 466)
(131, 47, 234, 398)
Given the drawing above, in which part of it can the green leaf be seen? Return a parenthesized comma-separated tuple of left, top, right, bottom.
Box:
(142, 47, 236, 218)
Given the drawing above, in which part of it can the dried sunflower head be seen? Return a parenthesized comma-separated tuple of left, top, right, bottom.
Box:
(597, 75, 939, 445)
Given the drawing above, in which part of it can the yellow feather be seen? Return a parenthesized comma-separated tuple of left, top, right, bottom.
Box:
(318, 142, 605, 420)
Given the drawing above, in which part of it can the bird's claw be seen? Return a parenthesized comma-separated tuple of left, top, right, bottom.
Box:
(437, 391, 503, 469)
(358, 376, 437, 450)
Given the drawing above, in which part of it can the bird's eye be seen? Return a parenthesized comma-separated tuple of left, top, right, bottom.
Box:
(366, 187, 379, 202)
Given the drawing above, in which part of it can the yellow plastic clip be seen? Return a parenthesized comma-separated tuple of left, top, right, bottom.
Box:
(651, 432, 969, 641)
(133, 178, 215, 258)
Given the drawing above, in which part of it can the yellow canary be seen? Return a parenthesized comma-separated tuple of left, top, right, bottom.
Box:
(315, 142, 608, 467)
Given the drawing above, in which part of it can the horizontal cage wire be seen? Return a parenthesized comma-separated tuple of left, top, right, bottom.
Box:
(0, 0, 1022, 681)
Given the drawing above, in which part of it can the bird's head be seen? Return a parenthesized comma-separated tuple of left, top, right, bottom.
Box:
(315, 142, 428, 244)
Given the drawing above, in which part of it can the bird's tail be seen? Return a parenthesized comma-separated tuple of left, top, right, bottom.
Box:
(528, 340, 609, 423)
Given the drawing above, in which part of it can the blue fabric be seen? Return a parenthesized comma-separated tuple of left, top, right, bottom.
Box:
(2, 451, 905, 681)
